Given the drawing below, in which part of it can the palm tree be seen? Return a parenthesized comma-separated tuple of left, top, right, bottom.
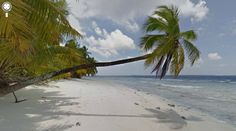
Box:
(0, 0, 81, 82)
(0, 0, 81, 101)
(0, 5, 200, 97)
(140, 6, 200, 78)
(64, 40, 97, 78)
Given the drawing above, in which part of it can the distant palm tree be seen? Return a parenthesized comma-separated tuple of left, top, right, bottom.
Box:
(0, 5, 200, 97)
(64, 40, 97, 78)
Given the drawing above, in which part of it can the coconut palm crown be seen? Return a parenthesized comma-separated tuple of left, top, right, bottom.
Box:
(140, 5, 200, 78)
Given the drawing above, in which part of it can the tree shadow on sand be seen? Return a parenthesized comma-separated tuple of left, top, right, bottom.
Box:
(145, 108, 202, 129)
(63, 108, 202, 130)
(0, 86, 203, 131)
(0, 87, 80, 131)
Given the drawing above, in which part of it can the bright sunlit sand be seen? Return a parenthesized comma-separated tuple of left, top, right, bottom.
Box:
(0, 79, 235, 131)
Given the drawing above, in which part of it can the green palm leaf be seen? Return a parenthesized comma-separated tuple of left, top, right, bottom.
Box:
(140, 34, 166, 51)
(181, 30, 197, 41)
(0, 0, 89, 82)
(182, 39, 200, 65)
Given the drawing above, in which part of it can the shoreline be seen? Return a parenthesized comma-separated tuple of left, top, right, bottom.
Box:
(0, 79, 235, 131)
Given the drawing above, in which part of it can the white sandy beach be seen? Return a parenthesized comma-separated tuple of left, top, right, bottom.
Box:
(0, 79, 235, 131)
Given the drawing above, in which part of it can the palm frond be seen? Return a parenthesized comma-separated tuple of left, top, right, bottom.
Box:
(140, 34, 166, 51)
(160, 53, 172, 79)
(151, 56, 164, 76)
(143, 16, 168, 33)
(182, 39, 200, 65)
(144, 39, 174, 66)
(181, 30, 197, 41)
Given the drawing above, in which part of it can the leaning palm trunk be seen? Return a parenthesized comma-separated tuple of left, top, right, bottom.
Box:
(0, 54, 150, 97)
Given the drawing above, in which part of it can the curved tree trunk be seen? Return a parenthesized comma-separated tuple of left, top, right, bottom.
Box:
(0, 54, 150, 97)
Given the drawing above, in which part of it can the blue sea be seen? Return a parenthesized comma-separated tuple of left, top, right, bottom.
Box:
(88, 75, 236, 127)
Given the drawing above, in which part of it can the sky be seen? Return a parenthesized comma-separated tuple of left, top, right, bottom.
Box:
(66, 0, 236, 76)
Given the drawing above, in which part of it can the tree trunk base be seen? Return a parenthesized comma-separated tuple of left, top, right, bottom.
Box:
(12, 91, 27, 103)
(15, 99, 27, 103)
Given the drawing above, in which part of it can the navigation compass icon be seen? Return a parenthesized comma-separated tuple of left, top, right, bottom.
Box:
(2, 1, 12, 17)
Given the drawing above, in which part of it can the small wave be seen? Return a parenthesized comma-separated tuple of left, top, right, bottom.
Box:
(164, 78, 236, 84)
(207, 96, 221, 101)
(157, 83, 202, 89)
(218, 80, 231, 83)
(164, 79, 185, 82)
(214, 80, 236, 84)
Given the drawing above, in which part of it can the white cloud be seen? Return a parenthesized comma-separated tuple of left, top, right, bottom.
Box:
(177, 0, 209, 22)
(92, 21, 103, 36)
(208, 53, 222, 61)
(84, 22, 136, 57)
(67, 0, 209, 31)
